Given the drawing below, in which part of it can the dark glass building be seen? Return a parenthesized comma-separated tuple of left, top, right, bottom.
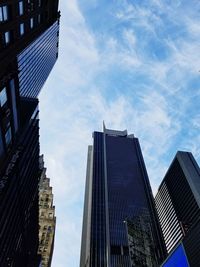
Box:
(17, 20, 59, 98)
(0, 0, 59, 266)
(0, 0, 60, 161)
(80, 125, 166, 267)
(155, 151, 200, 266)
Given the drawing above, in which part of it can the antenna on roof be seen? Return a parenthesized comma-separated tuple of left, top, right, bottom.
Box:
(103, 121, 106, 132)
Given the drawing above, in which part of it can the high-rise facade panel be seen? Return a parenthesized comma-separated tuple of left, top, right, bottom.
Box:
(18, 20, 59, 98)
(80, 126, 166, 267)
(155, 151, 200, 265)
(0, 0, 59, 266)
(0, 101, 40, 266)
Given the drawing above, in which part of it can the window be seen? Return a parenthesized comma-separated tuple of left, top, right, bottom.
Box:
(4, 31, 10, 45)
(0, 5, 8, 22)
(19, 23, 24, 36)
(38, 0, 41, 7)
(38, 14, 41, 24)
(18, 1, 24, 16)
(5, 127, 12, 145)
(0, 88, 7, 106)
(30, 17, 34, 28)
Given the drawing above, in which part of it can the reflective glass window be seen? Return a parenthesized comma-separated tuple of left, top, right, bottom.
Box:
(5, 126, 12, 145)
(0, 87, 7, 106)
(20, 23, 25, 35)
(30, 17, 34, 28)
(17, 21, 59, 98)
(4, 31, 10, 44)
(18, 1, 24, 16)
(0, 5, 8, 22)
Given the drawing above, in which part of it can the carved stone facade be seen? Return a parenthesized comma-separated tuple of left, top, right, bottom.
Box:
(38, 156, 56, 267)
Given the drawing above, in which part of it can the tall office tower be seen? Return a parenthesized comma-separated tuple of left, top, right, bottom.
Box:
(38, 156, 56, 267)
(155, 151, 200, 266)
(0, 0, 59, 266)
(80, 125, 166, 267)
(0, 0, 59, 158)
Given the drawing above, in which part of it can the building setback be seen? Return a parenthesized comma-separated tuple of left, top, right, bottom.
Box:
(155, 151, 200, 266)
(38, 156, 56, 267)
(80, 125, 166, 267)
(0, 0, 59, 266)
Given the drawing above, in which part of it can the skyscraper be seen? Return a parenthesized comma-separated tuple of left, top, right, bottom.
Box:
(155, 151, 200, 266)
(0, 0, 59, 266)
(80, 125, 166, 267)
(0, 0, 59, 162)
(38, 156, 56, 267)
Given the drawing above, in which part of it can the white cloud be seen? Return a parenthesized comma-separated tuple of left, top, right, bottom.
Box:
(192, 115, 200, 129)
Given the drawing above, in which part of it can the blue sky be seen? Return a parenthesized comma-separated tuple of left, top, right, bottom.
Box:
(39, 0, 200, 266)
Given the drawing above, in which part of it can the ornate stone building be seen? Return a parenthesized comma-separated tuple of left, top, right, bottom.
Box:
(38, 156, 56, 267)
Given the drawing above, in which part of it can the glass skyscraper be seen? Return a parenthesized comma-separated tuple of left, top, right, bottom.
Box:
(155, 151, 200, 266)
(18, 21, 59, 98)
(80, 125, 166, 267)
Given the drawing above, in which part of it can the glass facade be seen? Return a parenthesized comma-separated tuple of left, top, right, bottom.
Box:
(0, 103, 40, 266)
(155, 152, 200, 253)
(90, 132, 107, 266)
(0, 0, 60, 265)
(105, 133, 159, 267)
(80, 127, 166, 267)
(17, 21, 59, 98)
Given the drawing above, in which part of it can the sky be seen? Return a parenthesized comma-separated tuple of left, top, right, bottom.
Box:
(39, 0, 200, 266)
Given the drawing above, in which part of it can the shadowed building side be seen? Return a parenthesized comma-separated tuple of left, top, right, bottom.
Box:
(0, 1, 60, 266)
